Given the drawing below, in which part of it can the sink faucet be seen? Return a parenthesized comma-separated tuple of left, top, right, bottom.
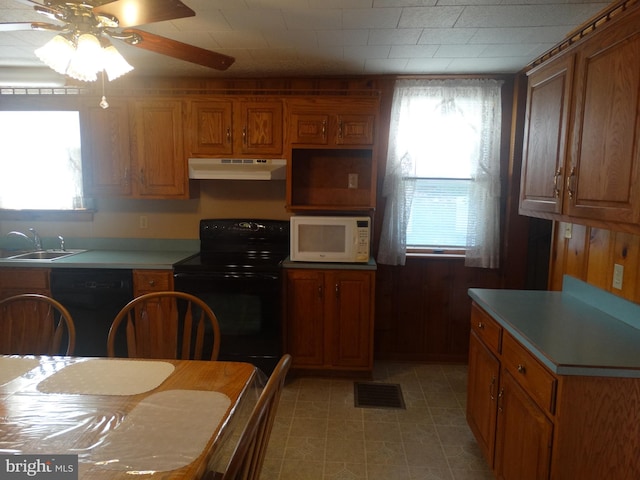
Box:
(6, 228, 42, 251)
(58, 235, 65, 251)
(29, 228, 42, 250)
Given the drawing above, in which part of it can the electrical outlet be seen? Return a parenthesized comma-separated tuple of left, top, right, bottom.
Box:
(348, 173, 358, 189)
(564, 223, 572, 239)
(613, 263, 624, 290)
(139, 216, 148, 229)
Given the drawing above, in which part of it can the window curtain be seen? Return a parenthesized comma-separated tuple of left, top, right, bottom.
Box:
(378, 78, 503, 268)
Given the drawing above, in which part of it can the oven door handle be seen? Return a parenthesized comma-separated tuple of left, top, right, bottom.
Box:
(173, 272, 280, 281)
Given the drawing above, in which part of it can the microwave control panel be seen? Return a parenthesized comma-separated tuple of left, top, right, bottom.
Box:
(355, 222, 370, 261)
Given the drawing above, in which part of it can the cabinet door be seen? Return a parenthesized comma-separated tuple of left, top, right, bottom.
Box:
(519, 55, 574, 216)
(567, 22, 640, 223)
(466, 331, 500, 467)
(238, 101, 283, 155)
(494, 369, 553, 480)
(81, 100, 132, 196)
(284, 269, 325, 367)
(335, 114, 375, 145)
(188, 100, 233, 156)
(131, 99, 188, 198)
(329, 270, 374, 369)
(290, 113, 329, 145)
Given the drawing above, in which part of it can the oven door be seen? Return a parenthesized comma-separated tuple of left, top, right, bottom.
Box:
(173, 271, 282, 374)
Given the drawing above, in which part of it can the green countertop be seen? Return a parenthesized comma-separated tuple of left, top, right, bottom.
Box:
(0, 250, 197, 270)
(468, 276, 640, 378)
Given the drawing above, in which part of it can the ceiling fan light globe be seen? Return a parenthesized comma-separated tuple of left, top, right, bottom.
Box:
(66, 33, 102, 82)
(102, 45, 134, 81)
(35, 35, 74, 75)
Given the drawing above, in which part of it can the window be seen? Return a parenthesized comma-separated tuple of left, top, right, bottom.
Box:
(0, 110, 85, 210)
(378, 79, 503, 268)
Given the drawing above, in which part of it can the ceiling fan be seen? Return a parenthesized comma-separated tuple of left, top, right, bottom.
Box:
(0, 0, 235, 81)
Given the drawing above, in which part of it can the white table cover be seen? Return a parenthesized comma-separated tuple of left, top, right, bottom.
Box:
(89, 389, 232, 472)
(37, 359, 175, 395)
(0, 356, 40, 385)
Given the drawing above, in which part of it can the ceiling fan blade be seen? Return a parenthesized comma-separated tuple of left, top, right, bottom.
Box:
(120, 29, 235, 71)
(93, 0, 195, 28)
(0, 21, 63, 32)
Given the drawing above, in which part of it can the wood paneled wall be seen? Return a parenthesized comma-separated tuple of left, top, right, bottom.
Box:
(550, 222, 640, 302)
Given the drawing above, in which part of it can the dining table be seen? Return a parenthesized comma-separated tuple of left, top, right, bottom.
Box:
(0, 355, 263, 480)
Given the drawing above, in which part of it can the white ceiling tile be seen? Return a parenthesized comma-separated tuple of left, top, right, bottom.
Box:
(281, 8, 342, 30)
(220, 9, 287, 29)
(343, 45, 392, 60)
(368, 29, 423, 45)
(342, 8, 403, 28)
(262, 29, 319, 48)
(316, 29, 369, 47)
(364, 58, 410, 73)
(390, 44, 439, 58)
(434, 44, 488, 58)
(418, 28, 478, 44)
(469, 26, 572, 44)
(399, 7, 466, 28)
(404, 57, 454, 72)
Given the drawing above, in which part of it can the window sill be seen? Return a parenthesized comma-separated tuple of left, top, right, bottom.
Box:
(0, 209, 94, 222)
(407, 248, 465, 260)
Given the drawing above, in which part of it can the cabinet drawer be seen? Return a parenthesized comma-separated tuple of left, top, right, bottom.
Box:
(133, 270, 173, 294)
(470, 303, 502, 355)
(0, 268, 50, 290)
(502, 332, 557, 415)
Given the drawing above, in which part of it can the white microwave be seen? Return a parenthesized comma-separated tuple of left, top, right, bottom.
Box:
(290, 216, 371, 263)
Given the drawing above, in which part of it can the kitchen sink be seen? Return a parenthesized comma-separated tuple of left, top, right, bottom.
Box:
(6, 249, 87, 261)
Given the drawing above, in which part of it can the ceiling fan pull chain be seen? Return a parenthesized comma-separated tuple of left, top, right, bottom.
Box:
(99, 70, 109, 109)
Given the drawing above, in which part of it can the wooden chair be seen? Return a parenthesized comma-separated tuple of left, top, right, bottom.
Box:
(213, 354, 292, 480)
(0, 293, 76, 355)
(107, 291, 221, 360)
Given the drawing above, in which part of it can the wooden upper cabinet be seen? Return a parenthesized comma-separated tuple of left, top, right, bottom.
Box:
(520, 5, 640, 227)
(519, 54, 574, 217)
(188, 99, 234, 156)
(289, 98, 376, 147)
(81, 99, 132, 197)
(188, 98, 283, 156)
(239, 100, 283, 154)
(130, 98, 189, 198)
(567, 19, 640, 223)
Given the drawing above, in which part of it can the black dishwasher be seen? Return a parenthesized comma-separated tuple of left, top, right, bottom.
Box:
(51, 269, 133, 357)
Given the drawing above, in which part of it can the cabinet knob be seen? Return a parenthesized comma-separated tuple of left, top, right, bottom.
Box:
(477, 322, 485, 329)
(148, 279, 155, 286)
(517, 364, 526, 374)
(226, 127, 231, 143)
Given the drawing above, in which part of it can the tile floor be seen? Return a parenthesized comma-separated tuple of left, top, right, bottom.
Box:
(260, 362, 494, 480)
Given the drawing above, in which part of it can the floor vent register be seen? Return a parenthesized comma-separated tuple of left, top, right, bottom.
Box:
(354, 382, 406, 409)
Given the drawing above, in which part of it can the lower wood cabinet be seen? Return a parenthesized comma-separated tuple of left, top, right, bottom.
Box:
(284, 267, 375, 372)
(467, 301, 640, 480)
(0, 267, 51, 299)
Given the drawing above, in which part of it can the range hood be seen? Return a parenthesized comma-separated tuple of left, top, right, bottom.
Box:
(188, 158, 286, 180)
